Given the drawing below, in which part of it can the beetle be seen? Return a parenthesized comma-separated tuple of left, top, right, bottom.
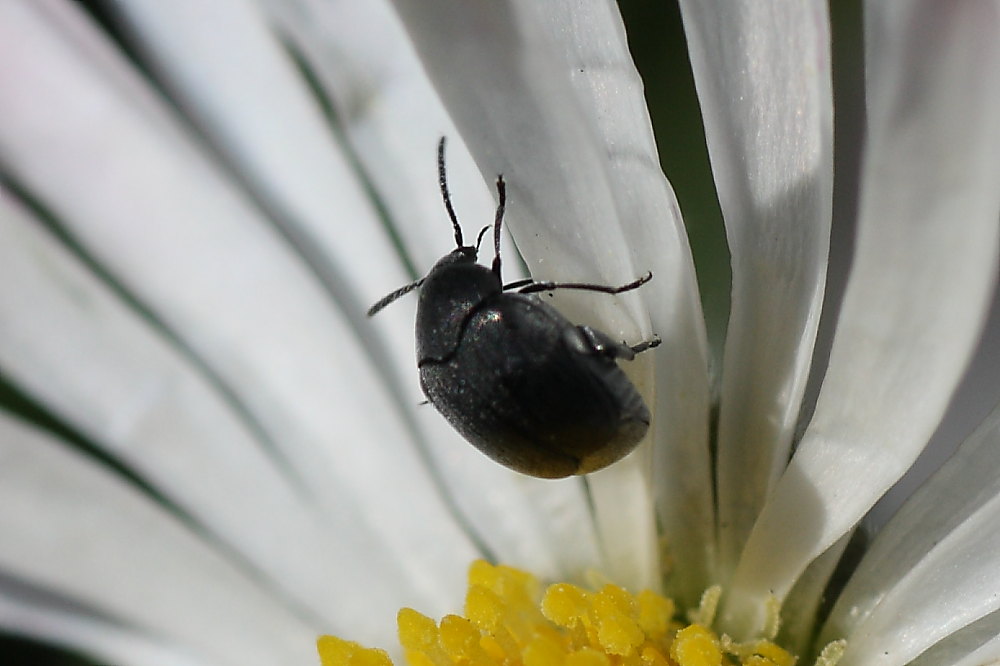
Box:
(368, 137, 660, 478)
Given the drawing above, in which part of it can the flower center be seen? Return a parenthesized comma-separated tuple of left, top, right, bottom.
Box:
(317, 560, 809, 665)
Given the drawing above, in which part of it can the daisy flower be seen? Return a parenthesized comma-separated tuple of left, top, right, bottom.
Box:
(1, 1, 998, 665)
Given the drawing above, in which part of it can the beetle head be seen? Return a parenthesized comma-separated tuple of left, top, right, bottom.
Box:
(416, 251, 502, 363)
(432, 245, 478, 269)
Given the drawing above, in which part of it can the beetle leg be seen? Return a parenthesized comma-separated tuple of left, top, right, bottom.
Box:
(515, 271, 653, 295)
(502, 278, 535, 291)
(574, 325, 638, 360)
(629, 335, 662, 355)
(567, 326, 662, 360)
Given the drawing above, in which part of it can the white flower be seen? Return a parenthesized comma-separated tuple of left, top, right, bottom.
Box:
(0, 1, 998, 665)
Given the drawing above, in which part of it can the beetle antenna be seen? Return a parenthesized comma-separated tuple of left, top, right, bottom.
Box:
(367, 278, 425, 317)
(438, 137, 463, 247)
(491, 175, 506, 280)
(474, 225, 491, 252)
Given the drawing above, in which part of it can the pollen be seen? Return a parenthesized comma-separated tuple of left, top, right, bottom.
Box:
(317, 560, 799, 666)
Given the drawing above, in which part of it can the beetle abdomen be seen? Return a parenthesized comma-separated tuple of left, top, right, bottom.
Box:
(419, 294, 650, 478)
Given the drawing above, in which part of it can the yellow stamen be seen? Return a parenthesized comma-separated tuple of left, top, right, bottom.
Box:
(815, 640, 847, 666)
(316, 560, 800, 665)
(671, 625, 722, 665)
(317, 635, 392, 666)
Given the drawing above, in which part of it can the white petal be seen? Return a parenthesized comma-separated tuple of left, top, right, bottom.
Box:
(777, 532, 849, 654)
(546, 0, 714, 603)
(255, 0, 606, 583)
(585, 446, 658, 593)
(0, 414, 315, 666)
(515, 0, 709, 597)
(101, 0, 416, 314)
(389, 0, 656, 334)
(678, 0, 834, 577)
(256, 0, 519, 274)
(866, 287, 1000, 527)
(390, 0, 712, 599)
(723, 0, 1000, 637)
(835, 486, 1000, 665)
(905, 609, 1000, 666)
(0, 192, 423, 641)
(0, 584, 209, 666)
(822, 404, 1000, 650)
(0, 0, 479, 616)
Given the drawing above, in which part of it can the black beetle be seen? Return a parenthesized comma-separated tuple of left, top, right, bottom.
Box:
(368, 137, 660, 478)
